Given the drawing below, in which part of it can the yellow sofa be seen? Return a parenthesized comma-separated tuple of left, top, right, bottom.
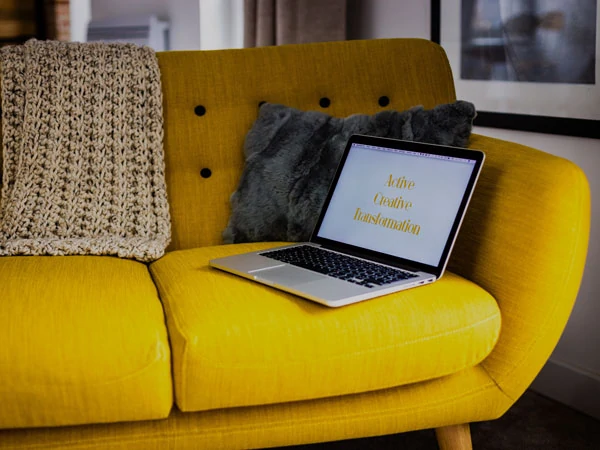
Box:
(0, 38, 590, 449)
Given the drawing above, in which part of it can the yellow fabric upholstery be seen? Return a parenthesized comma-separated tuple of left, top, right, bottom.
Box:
(149, 243, 501, 412)
(0, 256, 173, 429)
(0, 38, 590, 449)
(157, 38, 456, 251)
(451, 134, 591, 402)
(0, 366, 511, 450)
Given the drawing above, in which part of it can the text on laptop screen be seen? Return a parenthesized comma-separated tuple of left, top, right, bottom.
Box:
(315, 143, 477, 267)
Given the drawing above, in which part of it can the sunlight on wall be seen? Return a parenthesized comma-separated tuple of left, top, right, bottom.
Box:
(70, 0, 90, 42)
(199, 0, 244, 49)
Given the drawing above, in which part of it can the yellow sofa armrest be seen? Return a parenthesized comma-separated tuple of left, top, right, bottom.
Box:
(448, 133, 590, 401)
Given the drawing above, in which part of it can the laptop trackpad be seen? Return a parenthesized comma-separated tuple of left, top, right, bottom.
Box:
(254, 265, 327, 286)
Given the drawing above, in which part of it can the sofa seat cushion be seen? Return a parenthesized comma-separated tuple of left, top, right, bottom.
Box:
(0, 256, 173, 429)
(149, 243, 501, 412)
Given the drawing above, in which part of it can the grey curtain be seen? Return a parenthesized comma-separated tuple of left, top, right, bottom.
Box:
(244, 0, 347, 47)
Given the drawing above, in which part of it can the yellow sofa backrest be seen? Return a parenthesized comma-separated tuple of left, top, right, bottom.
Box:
(156, 38, 456, 250)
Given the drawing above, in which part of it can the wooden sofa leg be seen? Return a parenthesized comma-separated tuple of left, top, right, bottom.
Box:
(435, 423, 473, 450)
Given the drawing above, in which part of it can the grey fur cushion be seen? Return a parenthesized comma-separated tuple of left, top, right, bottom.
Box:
(223, 101, 476, 243)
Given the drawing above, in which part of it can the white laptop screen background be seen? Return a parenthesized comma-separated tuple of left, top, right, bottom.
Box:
(316, 143, 478, 267)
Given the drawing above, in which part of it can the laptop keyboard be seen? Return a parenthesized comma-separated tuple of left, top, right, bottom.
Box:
(260, 245, 418, 288)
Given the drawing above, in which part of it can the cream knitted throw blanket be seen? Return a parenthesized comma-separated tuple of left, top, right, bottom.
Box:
(0, 40, 170, 262)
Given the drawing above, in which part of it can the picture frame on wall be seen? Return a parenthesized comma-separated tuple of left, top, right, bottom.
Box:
(431, 0, 600, 139)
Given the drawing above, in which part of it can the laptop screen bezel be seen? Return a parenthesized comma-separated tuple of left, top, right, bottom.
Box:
(309, 134, 485, 278)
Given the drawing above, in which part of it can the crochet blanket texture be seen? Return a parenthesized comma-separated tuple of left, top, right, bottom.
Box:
(0, 40, 170, 261)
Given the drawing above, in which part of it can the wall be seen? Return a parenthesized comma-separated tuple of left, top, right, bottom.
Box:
(348, 0, 600, 419)
(89, 0, 243, 50)
(49, 0, 71, 41)
(348, 0, 430, 40)
(167, 0, 200, 49)
(69, 0, 89, 42)
(199, 0, 243, 50)
(90, 0, 199, 50)
(91, 0, 169, 21)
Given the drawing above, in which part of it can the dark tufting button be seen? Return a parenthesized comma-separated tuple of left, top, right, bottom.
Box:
(258, 101, 266, 107)
(200, 168, 212, 178)
(194, 105, 206, 116)
(319, 97, 331, 108)
(378, 96, 390, 107)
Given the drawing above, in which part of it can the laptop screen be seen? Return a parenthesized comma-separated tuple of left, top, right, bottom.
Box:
(313, 136, 483, 273)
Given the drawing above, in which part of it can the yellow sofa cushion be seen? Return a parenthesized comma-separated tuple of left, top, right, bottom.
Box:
(0, 256, 173, 429)
(149, 243, 501, 412)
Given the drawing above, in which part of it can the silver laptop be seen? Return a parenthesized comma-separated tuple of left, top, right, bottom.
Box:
(210, 135, 485, 307)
